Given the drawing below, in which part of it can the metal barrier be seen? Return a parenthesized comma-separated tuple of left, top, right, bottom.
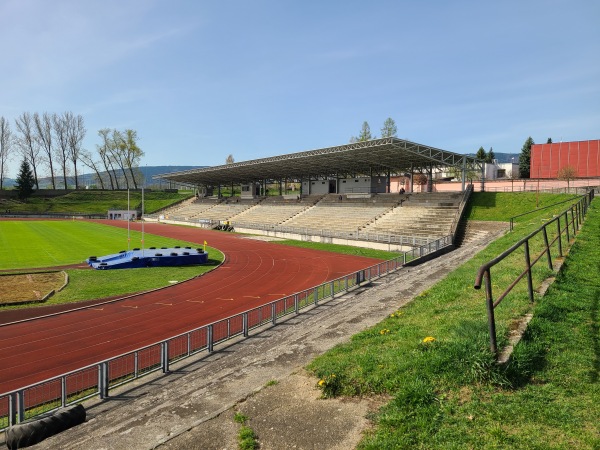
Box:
(144, 216, 446, 248)
(474, 190, 595, 356)
(508, 194, 585, 231)
(0, 234, 453, 430)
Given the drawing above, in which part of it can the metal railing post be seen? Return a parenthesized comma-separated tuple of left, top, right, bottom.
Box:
(483, 270, 498, 355)
(99, 362, 109, 399)
(272, 303, 277, 325)
(524, 240, 534, 302)
(134, 351, 139, 378)
(294, 294, 299, 314)
(9, 392, 24, 426)
(242, 313, 248, 337)
(161, 341, 169, 373)
(314, 287, 319, 305)
(330, 281, 335, 298)
(556, 218, 563, 257)
(564, 211, 570, 241)
(207, 325, 214, 352)
(61, 376, 67, 407)
(542, 225, 553, 270)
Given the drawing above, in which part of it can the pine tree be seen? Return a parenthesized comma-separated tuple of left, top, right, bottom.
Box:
(358, 122, 373, 141)
(486, 147, 495, 163)
(380, 118, 397, 138)
(519, 137, 535, 179)
(15, 159, 35, 201)
(476, 147, 487, 160)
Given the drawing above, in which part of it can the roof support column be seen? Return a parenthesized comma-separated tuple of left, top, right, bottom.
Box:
(427, 165, 433, 193)
(461, 156, 467, 192)
(279, 179, 283, 196)
(480, 162, 486, 192)
(409, 164, 414, 193)
(386, 169, 391, 193)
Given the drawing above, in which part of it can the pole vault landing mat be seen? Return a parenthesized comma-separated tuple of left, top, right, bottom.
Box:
(87, 247, 208, 270)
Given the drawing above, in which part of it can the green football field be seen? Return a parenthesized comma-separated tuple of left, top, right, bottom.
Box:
(0, 220, 206, 270)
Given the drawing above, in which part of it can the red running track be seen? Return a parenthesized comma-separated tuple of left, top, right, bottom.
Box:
(0, 221, 381, 394)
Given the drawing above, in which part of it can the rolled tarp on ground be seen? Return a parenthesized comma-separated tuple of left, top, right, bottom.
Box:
(5, 404, 86, 449)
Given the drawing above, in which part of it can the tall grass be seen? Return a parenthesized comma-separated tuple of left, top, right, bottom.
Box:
(308, 194, 599, 448)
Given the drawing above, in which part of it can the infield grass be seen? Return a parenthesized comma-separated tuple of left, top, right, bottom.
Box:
(0, 220, 207, 270)
(0, 220, 223, 307)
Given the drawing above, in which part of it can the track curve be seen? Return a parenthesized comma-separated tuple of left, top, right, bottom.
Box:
(0, 221, 381, 393)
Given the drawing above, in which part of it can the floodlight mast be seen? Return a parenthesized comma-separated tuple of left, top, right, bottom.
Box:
(141, 187, 145, 257)
(127, 189, 131, 251)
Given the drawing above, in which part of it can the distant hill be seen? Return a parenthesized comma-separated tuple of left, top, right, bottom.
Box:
(2, 166, 204, 189)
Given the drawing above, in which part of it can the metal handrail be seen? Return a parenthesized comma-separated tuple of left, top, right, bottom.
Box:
(474, 190, 594, 356)
(0, 234, 453, 429)
(508, 194, 584, 231)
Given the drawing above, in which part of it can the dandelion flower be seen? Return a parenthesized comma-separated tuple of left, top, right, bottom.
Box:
(422, 336, 436, 344)
(318, 379, 325, 387)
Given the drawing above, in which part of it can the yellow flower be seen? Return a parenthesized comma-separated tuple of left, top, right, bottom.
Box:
(422, 336, 436, 344)
(318, 379, 326, 387)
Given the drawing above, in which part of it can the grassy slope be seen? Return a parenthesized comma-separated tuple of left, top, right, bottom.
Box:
(308, 192, 599, 449)
(465, 192, 580, 221)
(1, 190, 193, 214)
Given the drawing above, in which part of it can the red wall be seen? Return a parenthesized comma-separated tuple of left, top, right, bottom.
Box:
(531, 139, 600, 178)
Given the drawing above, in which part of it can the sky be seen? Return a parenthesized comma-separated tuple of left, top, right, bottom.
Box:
(1, 0, 599, 178)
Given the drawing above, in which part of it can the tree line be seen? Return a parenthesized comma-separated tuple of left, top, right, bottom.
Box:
(0, 112, 144, 191)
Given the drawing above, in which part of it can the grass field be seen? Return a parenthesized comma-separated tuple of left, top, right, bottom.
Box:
(0, 220, 223, 307)
(308, 193, 599, 448)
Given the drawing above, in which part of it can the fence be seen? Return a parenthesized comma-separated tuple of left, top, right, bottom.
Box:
(0, 233, 453, 431)
(145, 215, 447, 249)
(474, 190, 595, 356)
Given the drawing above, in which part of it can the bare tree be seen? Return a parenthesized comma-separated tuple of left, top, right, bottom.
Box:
(14, 112, 41, 190)
(109, 129, 131, 189)
(225, 154, 234, 164)
(53, 113, 70, 189)
(79, 149, 105, 189)
(0, 116, 14, 189)
(65, 112, 85, 189)
(97, 129, 118, 189)
(557, 165, 577, 193)
(114, 129, 144, 189)
(34, 112, 56, 189)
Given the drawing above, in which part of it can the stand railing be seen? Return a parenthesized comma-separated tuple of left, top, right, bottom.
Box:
(474, 190, 594, 356)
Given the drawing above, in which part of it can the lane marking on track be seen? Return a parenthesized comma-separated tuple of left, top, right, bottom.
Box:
(268, 294, 287, 296)
(92, 308, 104, 311)
(218, 298, 234, 301)
(155, 302, 173, 306)
(186, 300, 204, 303)
(243, 295, 260, 299)
(122, 305, 138, 309)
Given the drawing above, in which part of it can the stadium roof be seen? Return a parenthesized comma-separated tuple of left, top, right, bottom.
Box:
(154, 137, 480, 186)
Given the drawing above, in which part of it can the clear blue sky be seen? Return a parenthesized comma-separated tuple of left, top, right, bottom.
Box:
(1, 0, 599, 178)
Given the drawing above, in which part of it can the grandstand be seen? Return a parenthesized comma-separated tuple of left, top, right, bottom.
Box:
(152, 138, 480, 248)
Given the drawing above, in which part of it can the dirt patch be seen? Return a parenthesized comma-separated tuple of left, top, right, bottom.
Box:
(0, 272, 66, 305)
